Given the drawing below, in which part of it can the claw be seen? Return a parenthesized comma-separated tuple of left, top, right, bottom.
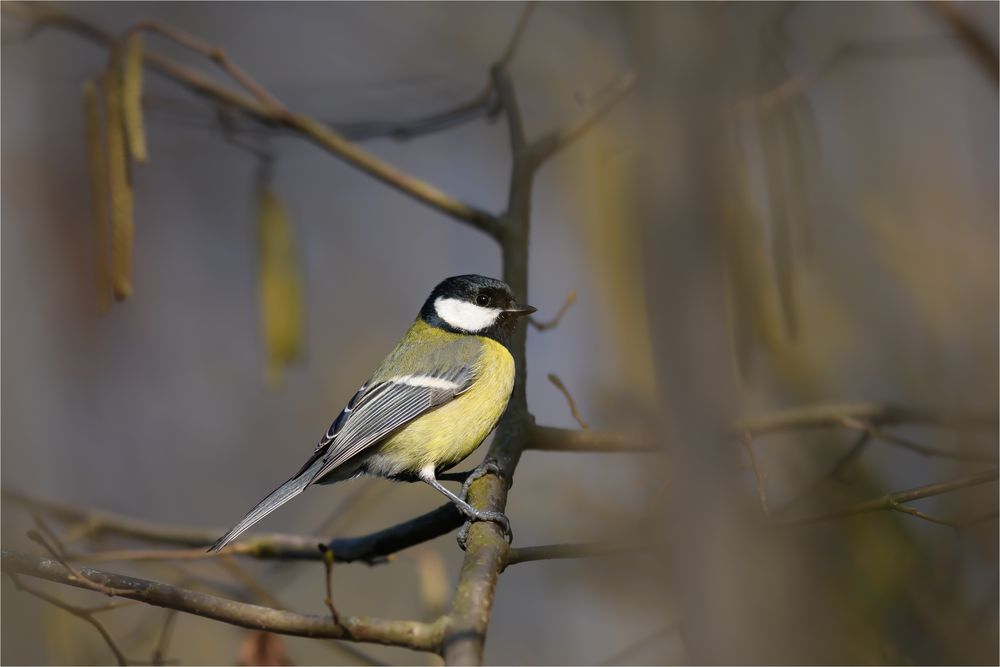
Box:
(460, 459, 505, 502)
(456, 508, 513, 550)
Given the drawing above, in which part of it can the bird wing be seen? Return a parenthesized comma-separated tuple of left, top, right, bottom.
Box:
(304, 343, 480, 484)
(208, 333, 482, 553)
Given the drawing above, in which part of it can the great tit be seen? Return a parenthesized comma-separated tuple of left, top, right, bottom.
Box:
(209, 274, 535, 552)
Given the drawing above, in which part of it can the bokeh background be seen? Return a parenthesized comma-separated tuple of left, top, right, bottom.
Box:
(1, 2, 997, 665)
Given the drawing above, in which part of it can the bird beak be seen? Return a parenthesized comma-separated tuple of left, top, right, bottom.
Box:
(504, 302, 537, 317)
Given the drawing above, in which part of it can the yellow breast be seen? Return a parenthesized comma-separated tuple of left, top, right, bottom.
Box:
(370, 337, 514, 475)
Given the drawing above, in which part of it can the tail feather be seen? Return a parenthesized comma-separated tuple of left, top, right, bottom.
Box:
(208, 463, 319, 552)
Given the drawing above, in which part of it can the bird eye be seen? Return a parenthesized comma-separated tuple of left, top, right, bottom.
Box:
(476, 294, 490, 307)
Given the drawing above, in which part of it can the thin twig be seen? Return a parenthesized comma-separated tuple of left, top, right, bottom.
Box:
(129, 20, 285, 111)
(926, 0, 999, 85)
(504, 542, 640, 569)
(6, 572, 130, 666)
(739, 402, 998, 435)
(740, 432, 770, 515)
(330, 1, 534, 142)
(151, 609, 179, 666)
(0, 2, 502, 237)
(839, 416, 998, 463)
(528, 290, 576, 331)
(546, 373, 589, 430)
(317, 544, 341, 626)
(2, 550, 444, 651)
(526, 425, 654, 452)
(787, 469, 999, 526)
(4, 488, 464, 563)
(599, 623, 681, 666)
(773, 431, 872, 514)
(529, 72, 636, 167)
(28, 519, 131, 597)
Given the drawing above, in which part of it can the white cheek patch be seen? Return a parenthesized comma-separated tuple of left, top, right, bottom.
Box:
(434, 297, 502, 332)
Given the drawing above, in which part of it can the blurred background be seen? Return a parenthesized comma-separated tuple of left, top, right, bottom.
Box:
(1, 2, 997, 665)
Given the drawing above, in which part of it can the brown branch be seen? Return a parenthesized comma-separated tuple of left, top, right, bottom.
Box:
(331, 1, 534, 142)
(787, 469, 999, 526)
(2, 550, 445, 651)
(504, 542, 640, 569)
(839, 416, 998, 463)
(740, 432, 770, 515)
(526, 425, 654, 452)
(528, 289, 576, 331)
(738, 402, 998, 435)
(747, 35, 968, 114)
(0, 1, 502, 238)
(3, 488, 464, 563)
(128, 20, 284, 111)
(528, 71, 635, 167)
(926, 0, 999, 85)
(317, 544, 341, 625)
(598, 624, 681, 666)
(6, 572, 131, 666)
(546, 373, 590, 430)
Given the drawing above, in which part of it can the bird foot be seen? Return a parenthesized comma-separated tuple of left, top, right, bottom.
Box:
(460, 459, 505, 502)
(457, 508, 513, 550)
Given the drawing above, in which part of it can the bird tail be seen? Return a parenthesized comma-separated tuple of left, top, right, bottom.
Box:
(208, 459, 323, 552)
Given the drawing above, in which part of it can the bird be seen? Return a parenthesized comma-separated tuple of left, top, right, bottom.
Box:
(209, 274, 536, 552)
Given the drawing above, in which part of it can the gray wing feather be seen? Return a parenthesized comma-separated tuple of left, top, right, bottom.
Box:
(308, 365, 474, 483)
(209, 336, 481, 552)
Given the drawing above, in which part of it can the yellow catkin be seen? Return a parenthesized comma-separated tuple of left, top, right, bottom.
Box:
(83, 80, 112, 314)
(121, 32, 147, 163)
(103, 62, 134, 301)
(257, 186, 304, 386)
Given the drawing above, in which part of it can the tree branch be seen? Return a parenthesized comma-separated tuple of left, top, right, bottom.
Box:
(330, 2, 535, 143)
(786, 469, 999, 526)
(504, 542, 640, 569)
(3, 489, 463, 563)
(546, 373, 590, 430)
(738, 402, 998, 435)
(526, 425, 654, 452)
(5, 572, 131, 665)
(528, 71, 635, 167)
(2, 551, 445, 651)
(528, 289, 576, 331)
(926, 0, 999, 86)
(0, 1, 502, 237)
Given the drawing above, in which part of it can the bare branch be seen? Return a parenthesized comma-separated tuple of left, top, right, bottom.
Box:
(740, 432, 770, 515)
(528, 72, 635, 167)
(526, 425, 654, 452)
(0, 2, 503, 238)
(504, 542, 640, 569)
(787, 469, 999, 526)
(838, 416, 998, 463)
(747, 35, 965, 114)
(129, 20, 285, 111)
(2, 551, 445, 651)
(926, 0, 999, 85)
(5, 572, 131, 665)
(4, 489, 464, 563)
(317, 544, 342, 625)
(599, 624, 681, 666)
(528, 290, 576, 331)
(329, 1, 535, 142)
(738, 402, 998, 435)
(497, 2, 536, 68)
(546, 373, 590, 430)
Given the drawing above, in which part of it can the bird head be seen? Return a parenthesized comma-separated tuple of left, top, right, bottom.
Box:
(420, 274, 536, 339)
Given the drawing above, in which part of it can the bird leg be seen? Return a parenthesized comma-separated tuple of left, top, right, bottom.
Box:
(419, 466, 512, 548)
